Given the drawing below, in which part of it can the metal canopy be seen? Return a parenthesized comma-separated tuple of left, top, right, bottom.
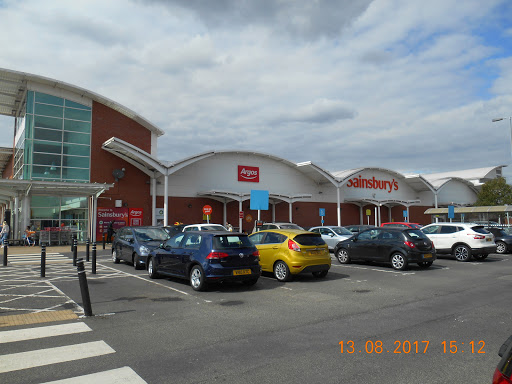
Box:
(424, 206, 512, 215)
(0, 179, 113, 197)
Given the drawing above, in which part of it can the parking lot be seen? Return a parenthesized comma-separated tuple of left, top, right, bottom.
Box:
(1, 248, 511, 383)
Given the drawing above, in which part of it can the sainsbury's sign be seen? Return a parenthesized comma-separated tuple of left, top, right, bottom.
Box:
(346, 175, 399, 193)
(238, 165, 259, 183)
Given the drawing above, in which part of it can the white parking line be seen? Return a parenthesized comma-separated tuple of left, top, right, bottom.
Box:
(41, 366, 147, 384)
(330, 264, 415, 275)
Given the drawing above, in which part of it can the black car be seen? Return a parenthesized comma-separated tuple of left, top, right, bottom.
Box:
(333, 227, 436, 270)
(147, 231, 261, 291)
(485, 227, 512, 254)
(493, 335, 512, 384)
(112, 226, 170, 269)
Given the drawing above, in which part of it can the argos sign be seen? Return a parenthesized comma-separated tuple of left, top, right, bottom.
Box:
(346, 175, 399, 193)
(238, 165, 259, 183)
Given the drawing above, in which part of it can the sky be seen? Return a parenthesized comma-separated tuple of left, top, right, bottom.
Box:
(1, 0, 512, 179)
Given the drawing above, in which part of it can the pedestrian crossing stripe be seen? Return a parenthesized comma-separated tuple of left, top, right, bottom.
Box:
(7, 253, 70, 265)
(40, 366, 148, 383)
(0, 340, 115, 373)
(0, 322, 91, 343)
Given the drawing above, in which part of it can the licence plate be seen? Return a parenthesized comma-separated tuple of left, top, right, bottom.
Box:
(423, 254, 432, 258)
(233, 269, 251, 276)
(486, 238, 492, 242)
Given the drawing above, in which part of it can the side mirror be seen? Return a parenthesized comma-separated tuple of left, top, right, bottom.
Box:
(329, 233, 335, 237)
(159, 243, 165, 249)
(352, 237, 358, 242)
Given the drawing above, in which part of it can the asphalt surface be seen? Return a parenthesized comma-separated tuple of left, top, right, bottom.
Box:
(0, 246, 511, 383)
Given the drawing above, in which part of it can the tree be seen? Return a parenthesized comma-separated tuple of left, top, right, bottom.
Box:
(475, 177, 512, 206)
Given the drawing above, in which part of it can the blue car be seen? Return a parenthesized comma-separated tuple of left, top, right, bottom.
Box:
(112, 226, 170, 269)
(147, 231, 261, 291)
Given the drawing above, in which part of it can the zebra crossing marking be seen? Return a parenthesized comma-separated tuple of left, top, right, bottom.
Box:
(40, 366, 148, 383)
(0, 322, 91, 343)
(0, 340, 115, 373)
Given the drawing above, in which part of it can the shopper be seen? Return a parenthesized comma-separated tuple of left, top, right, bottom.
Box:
(0, 221, 9, 247)
(24, 226, 35, 246)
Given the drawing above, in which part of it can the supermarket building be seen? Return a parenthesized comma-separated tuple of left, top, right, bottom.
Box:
(0, 68, 505, 241)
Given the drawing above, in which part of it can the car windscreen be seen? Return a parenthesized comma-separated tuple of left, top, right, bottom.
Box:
(405, 229, 430, 240)
(280, 224, 304, 230)
(293, 233, 326, 246)
(471, 226, 490, 234)
(202, 225, 227, 231)
(332, 227, 353, 236)
(134, 228, 170, 242)
(213, 235, 253, 249)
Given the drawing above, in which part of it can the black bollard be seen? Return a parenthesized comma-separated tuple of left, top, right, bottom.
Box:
(91, 242, 96, 274)
(40, 244, 46, 278)
(76, 259, 93, 316)
(102, 232, 106, 250)
(86, 239, 90, 262)
(70, 234, 75, 252)
(2, 239, 7, 266)
(72, 237, 77, 266)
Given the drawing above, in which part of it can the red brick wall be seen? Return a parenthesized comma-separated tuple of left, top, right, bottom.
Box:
(2, 150, 14, 179)
(91, 101, 152, 225)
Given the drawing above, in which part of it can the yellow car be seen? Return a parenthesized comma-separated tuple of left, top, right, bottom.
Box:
(249, 229, 331, 281)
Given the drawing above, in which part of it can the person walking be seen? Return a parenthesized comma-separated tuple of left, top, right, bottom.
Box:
(0, 221, 9, 248)
(24, 225, 35, 246)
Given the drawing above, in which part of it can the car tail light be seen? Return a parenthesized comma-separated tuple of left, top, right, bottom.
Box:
(404, 241, 416, 248)
(493, 368, 512, 384)
(288, 239, 301, 252)
(471, 234, 485, 240)
(252, 250, 260, 257)
(206, 252, 229, 260)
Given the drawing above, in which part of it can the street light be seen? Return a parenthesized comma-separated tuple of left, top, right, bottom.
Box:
(492, 116, 512, 158)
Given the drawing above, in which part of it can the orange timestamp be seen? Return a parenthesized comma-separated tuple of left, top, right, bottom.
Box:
(339, 340, 486, 354)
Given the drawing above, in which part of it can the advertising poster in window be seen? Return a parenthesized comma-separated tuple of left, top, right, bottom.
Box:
(97, 207, 128, 238)
(129, 208, 143, 226)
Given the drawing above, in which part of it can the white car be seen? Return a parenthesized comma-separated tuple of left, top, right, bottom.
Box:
(182, 224, 227, 231)
(309, 226, 354, 251)
(421, 222, 496, 261)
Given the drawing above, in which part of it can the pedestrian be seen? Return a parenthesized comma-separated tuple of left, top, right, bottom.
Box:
(0, 221, 9, 248)
(225, 222, 233, 231)
(107, 221, 115, 243)
(24, 225, 35, 246)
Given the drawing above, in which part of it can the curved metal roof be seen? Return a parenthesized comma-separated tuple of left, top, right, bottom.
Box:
(0, 67, 164, 136)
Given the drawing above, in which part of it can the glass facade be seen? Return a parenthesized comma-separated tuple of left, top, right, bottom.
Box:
(14, 90, 91, 182)
(12, 90, 93, 242)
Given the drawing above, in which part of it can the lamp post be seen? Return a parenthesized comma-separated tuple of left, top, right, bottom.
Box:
(492, 117, 512, 158)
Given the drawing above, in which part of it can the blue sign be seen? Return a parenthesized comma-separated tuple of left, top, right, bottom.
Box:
(403, 210, 408, 218)
(319, 208, 325, 217)
(448, 205, 455, 219)
(250, 190, 269, 210)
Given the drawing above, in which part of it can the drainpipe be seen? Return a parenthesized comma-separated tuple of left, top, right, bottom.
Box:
(337, 187, 341, 226)
(164, 174, 168, 226)
(151, 177, 156, 226)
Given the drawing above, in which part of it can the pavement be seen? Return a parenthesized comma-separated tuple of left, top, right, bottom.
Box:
(0, 244, 113, 327)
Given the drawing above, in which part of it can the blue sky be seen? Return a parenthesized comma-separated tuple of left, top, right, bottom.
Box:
(0, 0, 511, 179)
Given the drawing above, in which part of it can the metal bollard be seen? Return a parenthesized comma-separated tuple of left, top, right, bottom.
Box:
(86, 239, 90, 262)
(40, 244, 46, 278)
(72, 238, 78, 266)
(92, 242, 96, 274)
(76, 259, 93, 316)
(2, 239, 7, 266)
(102, 233, 106, 250)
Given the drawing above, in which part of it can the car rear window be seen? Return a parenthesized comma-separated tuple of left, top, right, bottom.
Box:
(280, 224, 303, 230)
(293, 233, 326, 246)
(202, 225, 227, 231)
(332, 227, 353, 235)
(471, 226, 490, 234)
(213, 235, 253, 249)
(405, 229, 429, 240)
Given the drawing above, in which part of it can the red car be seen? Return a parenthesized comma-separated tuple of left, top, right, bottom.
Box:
(493, 335, 512, 384)
(381, 222, 422, 229)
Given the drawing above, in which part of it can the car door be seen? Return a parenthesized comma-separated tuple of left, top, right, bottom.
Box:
(114, 228, 127, 261)
(319, 228, 338, 250)
(376, 230, 401, 261)
(157, 233, 186, 274)
(351, 229, 380, 261)
(437, 225, 459, 251)
(250, 231, 285, 271)
(178, 233, 203, 276)
(422, 225, 442, 251)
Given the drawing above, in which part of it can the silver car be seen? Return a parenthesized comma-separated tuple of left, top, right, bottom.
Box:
(309, 226, 354, 251)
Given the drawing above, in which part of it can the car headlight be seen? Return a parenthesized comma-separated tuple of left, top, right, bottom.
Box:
(139, 245, 150, 256)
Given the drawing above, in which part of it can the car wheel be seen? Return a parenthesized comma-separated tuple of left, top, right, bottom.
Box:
(112, 249, 120, 264)
(336, 248, 350, 264)
(190, 265, 207, 291)
(417, 261, 433, 268)
(496, 241, 507, 254)
(147, 258, 159, 279)
(273, 260, 292, 282)
(133, 254, 142, 270)
(241, 278, 259, 286)
(453, 245, 471, 261)
(312, 270, 328, 278)
(390, 252, 408, 270)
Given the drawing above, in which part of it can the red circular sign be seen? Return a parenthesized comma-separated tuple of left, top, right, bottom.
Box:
(203, 205, 212, 215)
